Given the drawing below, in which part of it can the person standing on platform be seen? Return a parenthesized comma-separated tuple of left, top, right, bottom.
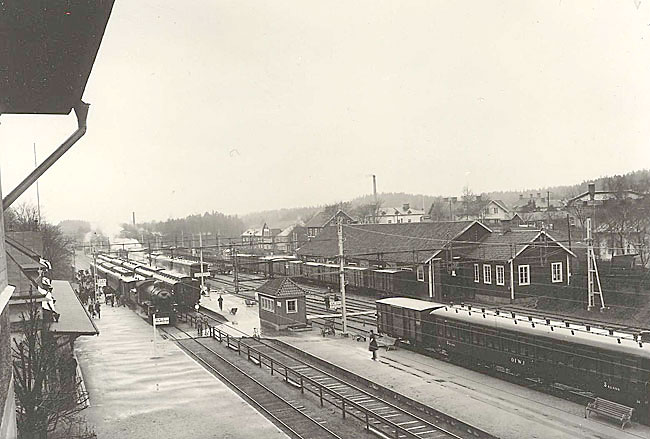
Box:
(369, 330, 379, 361)
(218, 295, 223, 311)
(88, 301, 95, 318)
(95, 301, 101, 319)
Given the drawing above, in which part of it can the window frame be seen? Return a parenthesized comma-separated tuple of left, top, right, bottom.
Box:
(474, 264, 480, 283)
(518, 264, 530, 286)
(286, 299, 298, 314)
(416, 265, 425, 282)
(483, 264, 492, 284)
(496, 265, 505, 286)
(551, 261, 563, 283)
(260, 296, 275, 312)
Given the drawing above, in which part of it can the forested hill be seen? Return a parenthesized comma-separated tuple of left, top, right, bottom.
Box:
(241, 169, 650, 228)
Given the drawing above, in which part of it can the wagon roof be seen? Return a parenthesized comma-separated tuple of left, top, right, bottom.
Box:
(377, 297, 446, 311)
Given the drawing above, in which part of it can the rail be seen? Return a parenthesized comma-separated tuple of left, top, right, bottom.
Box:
(176, 309, 493, 439)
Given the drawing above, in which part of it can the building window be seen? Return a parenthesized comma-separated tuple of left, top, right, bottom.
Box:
(407, 219, 411, 223)
(260, 296, 275, 312)
(496, 265, 505, 286)
(518, 265, 530, 286)
(388, 220, 392, 224)
(493, 207, 498, 214)
(551, 262, 563, 283)
(474, 264, 480, 283)
(286, 299, 298, 314)
(483, 265, 492, 284)
(416, 265, 425, 282)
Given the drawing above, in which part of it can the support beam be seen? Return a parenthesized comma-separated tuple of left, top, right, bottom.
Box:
(3, 102, 89, 210)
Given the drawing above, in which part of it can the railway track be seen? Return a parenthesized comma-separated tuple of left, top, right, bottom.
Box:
(159, 324, 344, 439)
(172, 310, 490, 438)
(243, 337, 468, 439)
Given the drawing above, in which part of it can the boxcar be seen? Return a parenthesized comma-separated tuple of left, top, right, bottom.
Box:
(376, 297, 444, 347)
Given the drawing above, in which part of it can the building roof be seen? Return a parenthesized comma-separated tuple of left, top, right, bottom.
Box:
(297, 221, 488, 264)
(486, 199, 509, 212)
(257, 277, 306, 298)
(466, 229, 575, 261)
(48, 280, 98, 336)
(378, 206, 425, 216)
(377, 297, 445, 311)
(0, 1, 115, 114)
(304, 210, 353, 228)
(566, 190, 645, 207)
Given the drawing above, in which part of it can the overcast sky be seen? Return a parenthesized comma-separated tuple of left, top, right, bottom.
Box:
(2, 0, 650, 235)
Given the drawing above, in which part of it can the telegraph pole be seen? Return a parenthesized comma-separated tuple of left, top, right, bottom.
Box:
(199, 232, 206, 295)
(232, 245, 239, 294)
(586, 218, 605, 311)
(337, 217, 348, 335)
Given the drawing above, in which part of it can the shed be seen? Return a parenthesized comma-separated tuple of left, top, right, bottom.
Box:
(257, 277, 307, 331)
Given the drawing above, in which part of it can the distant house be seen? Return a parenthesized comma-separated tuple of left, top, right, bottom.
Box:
(461, 229, 576, 302)
(375, 203, 425, 224)
(304, 209, 354, 238)
(241, 223, 281, 252)
(479, 200, 510, 225)
(512, 192, 565, 213)
(275, 223, 308, 254)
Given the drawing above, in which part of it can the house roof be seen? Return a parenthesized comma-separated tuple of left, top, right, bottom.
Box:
(297, 221, 488, 264)
(378, 206, 425, 216)
(466, 229, 576, 261)
(487, 200, 509, 212)
(566, 190, 645, 206)
(0, 2, 115, 114)
(257, 277, 306, 298)
(304, 210, 353, 228)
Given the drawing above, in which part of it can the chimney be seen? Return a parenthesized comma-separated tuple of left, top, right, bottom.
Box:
(403, 203, 410, 211)
(588, 183, 596, 201)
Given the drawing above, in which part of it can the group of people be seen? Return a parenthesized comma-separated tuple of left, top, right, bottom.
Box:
(87, 299, 101, 319)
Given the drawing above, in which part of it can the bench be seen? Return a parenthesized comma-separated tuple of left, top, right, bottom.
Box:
(244, 299, 256, 306)
(585, 397, 633, 429)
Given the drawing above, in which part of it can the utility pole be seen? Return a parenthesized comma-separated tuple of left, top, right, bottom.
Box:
(33, 143, 41, 226)
(232, 245, 239, 294)
(199, 232, 206, 295)
(586, 218, 605, 311)
(337, 217, 348, 335)
(372, 174, 377, 223)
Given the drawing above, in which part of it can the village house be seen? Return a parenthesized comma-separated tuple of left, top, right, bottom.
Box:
(304, 209, 354, 238)
(374, 203, 425, 224)
(240, 223, 282, 253)
(457, 228, 577, 303)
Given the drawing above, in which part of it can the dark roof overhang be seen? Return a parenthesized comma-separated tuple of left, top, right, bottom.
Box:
(0, 0, 115, 115)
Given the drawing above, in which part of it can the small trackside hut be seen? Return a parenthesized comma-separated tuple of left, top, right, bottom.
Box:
(257, 277, 307, 331)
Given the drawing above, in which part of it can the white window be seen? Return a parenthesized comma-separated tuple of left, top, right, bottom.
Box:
(483, 265, 492, 284)
(260, 296, 275, 312)
(496, 265, 505, 286)
(551, 262, 563, 283)
(388, 220, 392, 224)
(286, 299, 298, 314)
(474, 264, 480, 283)
(416, 265, 425, 282)
(518, 265, 530, 286)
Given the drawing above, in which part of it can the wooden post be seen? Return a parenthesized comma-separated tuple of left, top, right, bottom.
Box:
(319, 387, 323, 406)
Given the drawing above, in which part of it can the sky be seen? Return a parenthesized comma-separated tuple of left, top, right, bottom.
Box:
(1, 0, 650, 236)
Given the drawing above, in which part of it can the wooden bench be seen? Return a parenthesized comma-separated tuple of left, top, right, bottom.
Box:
(585, 397, 633, 429)
(244, 299, 256, 306)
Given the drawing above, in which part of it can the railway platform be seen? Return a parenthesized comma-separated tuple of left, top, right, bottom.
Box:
(201, 290, 263, 336)
(75, 304, 289, 439)
(275, 332, 650, 439)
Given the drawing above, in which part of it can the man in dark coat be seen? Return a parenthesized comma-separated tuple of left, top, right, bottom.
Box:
(369, 330, 379, 361)
(94, 301, 101, 319)
(218, 295, 223, 311)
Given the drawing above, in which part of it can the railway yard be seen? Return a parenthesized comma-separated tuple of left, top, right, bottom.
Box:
(74, 251, 650, 439)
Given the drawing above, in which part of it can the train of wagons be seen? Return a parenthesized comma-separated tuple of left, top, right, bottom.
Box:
(190, 252, 418, 298)
(90, 254, 202, 324)
(376, 297, 650, 424)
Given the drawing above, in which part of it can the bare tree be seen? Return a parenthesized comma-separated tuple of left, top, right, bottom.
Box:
(13, 300, 90, 438)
